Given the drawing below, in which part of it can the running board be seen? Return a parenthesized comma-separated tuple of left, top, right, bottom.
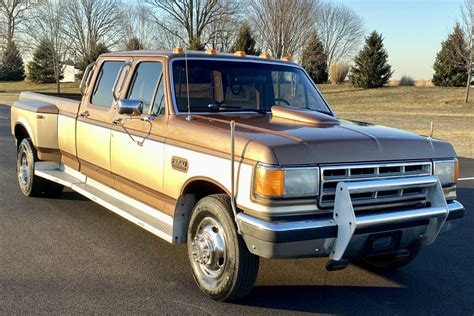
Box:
(34, 162, 174, 243)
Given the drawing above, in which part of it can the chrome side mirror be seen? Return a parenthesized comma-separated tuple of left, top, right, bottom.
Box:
(117, 99, 143, 116)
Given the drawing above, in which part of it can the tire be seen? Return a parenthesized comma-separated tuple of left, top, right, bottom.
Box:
(16, 138, 63, 197)
(187, 194, 259, 301)
(358, 242, 422, 273)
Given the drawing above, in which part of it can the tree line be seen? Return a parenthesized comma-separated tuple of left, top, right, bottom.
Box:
(0, 0, 471, 94)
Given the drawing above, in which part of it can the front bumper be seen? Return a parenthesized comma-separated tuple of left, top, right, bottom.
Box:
(236, 176, 465, 259)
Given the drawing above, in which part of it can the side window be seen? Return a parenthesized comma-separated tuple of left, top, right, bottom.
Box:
(128, 62, 163, 114)
(91, 61, 125, 108)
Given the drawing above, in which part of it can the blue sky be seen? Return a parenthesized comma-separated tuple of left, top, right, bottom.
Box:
(336, 0, 465, 79)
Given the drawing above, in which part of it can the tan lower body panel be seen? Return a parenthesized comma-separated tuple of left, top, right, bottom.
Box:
(75, 158, 176, 217)
(37, 147, 61, 163)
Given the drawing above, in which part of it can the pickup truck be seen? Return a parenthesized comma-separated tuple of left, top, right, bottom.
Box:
(11, 49, 465, 301)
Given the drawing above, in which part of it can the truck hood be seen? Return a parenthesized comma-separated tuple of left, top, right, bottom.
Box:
(169, 113, 456, 165)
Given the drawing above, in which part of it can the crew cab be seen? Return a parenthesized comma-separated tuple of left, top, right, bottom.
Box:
(10, 50, 465, 301)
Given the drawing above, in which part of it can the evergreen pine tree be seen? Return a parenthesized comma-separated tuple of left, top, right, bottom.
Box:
(27, 39, 59, 83)
(230, 24, 260, 55)
(349, 31, 393, 88)
(0, 41, 25, 81)
(78, 42, 110, 76)
(432, 24, 469, 87)
(187, 38, 205, 51)
(126, 37, 144, 51)
(301, 32, 328, 84)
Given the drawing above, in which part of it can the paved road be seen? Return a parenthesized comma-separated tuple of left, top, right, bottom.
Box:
(0, 104, 473, 315)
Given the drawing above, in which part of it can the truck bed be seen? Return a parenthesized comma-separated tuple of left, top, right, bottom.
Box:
(11, 91, 82, 163)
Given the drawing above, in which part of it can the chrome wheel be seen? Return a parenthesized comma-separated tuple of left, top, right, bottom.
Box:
(191, 217, 227, 280)
(18, 152, 29, 186)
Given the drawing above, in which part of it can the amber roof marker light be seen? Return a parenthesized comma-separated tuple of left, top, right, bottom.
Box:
(173, 47, 184, 54)
(206, 48, 218, 55)
(234, 51, 246, 57)
(281, 55, 292, 61)
(259, 53, 271, 59)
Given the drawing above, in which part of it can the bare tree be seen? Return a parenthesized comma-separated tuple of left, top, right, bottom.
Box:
(147, 0, 240, 49)
(0, 0, 35, 48)
(461, 0, 473, 103)
(316, 1, 364, 67)
(122, 2, 155, 50)
(28, 0, 70, 93)
(248, 0, 317, 59)
(63, 0, 124, 59)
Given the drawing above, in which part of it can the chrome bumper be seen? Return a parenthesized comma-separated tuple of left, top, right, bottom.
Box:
(236, 176, 465, 259)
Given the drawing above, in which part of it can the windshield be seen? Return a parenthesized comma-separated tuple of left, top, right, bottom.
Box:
(172, 59, 331, 114)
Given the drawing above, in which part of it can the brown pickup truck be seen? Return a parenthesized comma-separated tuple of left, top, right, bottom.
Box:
(10, 49, 465, 301)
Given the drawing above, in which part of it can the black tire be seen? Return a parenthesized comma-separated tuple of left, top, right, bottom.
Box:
(358, 242, 422, 273)
(187, 194, 259, 301)
(16, 138, 63, 197)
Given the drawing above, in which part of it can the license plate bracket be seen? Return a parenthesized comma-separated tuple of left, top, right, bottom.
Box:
(365, 231, 402, 257)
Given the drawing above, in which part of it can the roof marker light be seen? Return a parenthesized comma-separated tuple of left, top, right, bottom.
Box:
(259, 52, 271, 59)
(281, 55, 292, 61)
(173, 47, 184, 53)
(206, 48, 217, 55)
(234, 51, 246, 57)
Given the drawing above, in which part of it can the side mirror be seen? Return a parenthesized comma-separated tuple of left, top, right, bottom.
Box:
(117, 99, 143, 116)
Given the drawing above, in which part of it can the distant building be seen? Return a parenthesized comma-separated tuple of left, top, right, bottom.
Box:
(61, 60, 80, 83)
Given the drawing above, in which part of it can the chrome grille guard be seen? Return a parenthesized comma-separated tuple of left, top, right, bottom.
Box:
(330, 175, 449, 261)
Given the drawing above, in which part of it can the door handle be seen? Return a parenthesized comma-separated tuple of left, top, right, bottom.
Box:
(79, 111, 89, 118)
(112, 118, 123, 125)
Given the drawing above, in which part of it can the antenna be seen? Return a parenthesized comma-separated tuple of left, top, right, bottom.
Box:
(184, 47, 192, 121)
(429, 121, 434, 138)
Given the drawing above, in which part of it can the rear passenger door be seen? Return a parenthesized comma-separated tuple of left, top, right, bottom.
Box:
(110, 59, 169, 212)
(76, 59, 126, 187)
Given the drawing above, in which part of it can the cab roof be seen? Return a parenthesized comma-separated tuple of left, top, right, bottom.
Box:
(102, 50, 297, 66)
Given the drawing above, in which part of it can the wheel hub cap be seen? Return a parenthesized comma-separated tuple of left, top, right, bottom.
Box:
(191, 217, 226, 279)
(19, 153, 29, 185)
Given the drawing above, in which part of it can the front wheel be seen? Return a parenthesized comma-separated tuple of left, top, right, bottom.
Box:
(187, 194, 259, 301)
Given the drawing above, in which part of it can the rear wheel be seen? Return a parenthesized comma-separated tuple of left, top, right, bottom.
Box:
(187, 194, 259, 301)
(358, 242, 422, 272)
(16, 138, 63, 197)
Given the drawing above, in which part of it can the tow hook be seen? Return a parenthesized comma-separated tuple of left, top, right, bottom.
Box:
(326, 259, 349, 271)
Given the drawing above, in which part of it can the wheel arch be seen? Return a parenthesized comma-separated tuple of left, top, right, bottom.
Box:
(14, 121, 34, 148)
(172, 177, 231, 244)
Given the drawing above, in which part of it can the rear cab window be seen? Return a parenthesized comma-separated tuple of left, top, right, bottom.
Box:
(90, 61, 125, 108)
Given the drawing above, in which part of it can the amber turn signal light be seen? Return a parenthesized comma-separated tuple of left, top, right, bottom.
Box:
(454, 159, 459, 184)
(255, 166, 284, 197)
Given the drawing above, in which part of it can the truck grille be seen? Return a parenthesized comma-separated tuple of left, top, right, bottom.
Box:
(319, 162, 432, 209)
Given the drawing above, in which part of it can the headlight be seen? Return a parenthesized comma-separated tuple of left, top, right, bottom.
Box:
(254, 164, 319, 198)
(433, 159, 459, 185)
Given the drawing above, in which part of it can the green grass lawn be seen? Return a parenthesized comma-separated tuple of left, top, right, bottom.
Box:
(318, 84, 474, 158)
(1, 81, 473, 157)
(0, 81, 79, 106)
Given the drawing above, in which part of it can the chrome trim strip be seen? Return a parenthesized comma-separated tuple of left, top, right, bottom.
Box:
(342, 176, 438, 194)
